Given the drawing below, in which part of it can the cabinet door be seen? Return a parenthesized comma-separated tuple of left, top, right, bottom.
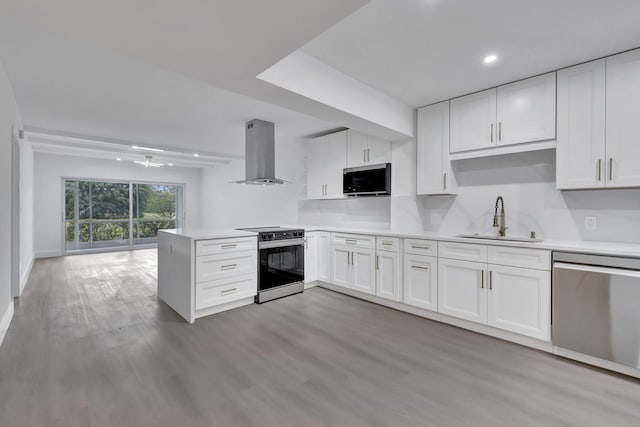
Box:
(304, 232, 318, 283)
(417, 101, 455, 195)
(606, 49, 640, 187)
(556, 60, 606, 189)
(317, 232, 331, 282)
(376, 250, 401, 301)
(403, 254, 437, 311)
(367, 136, 391, 165)
(438, 258, 487, 323)
(346, 130, 369, 167)
(307, 138, 326, 199)
(450, 88, 496, 153)
(497, 72, 556, 146)
(352, 248, 376, 295)
(325, 131, 348, 198)
(487, 264, 550, 341)
(331, 246, 351, 288)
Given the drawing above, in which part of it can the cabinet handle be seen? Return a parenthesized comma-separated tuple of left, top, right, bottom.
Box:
(381, 242, 393, 246)
(221, 287, 237, 295)
(367, 148, 370, 162)
(443, 173, 447, 191)
(498, 122, 502, 141)
(221, 244, 237, 249)
(609, 158, 613, 181)
(490, 124, 494, 143)
(481, 270, 485, 289)
(351, 252, 354, 265)
(305, 238, 308, 249)
(346, 239, 357, 245)
(376, 255, 379, 270)
(597, 159, 602, 182)
(411, 245, 430, 250)
(411, 265, 429, 270)
(221, 264, 237, 270)
(363, 149, 366, 163)
(489, 271, 493, 290)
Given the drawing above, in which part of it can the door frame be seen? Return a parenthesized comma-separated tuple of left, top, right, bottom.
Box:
(11, 134, 20, 297)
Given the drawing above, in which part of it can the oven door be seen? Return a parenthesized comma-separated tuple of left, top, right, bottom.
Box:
(258, 239, 305, 291)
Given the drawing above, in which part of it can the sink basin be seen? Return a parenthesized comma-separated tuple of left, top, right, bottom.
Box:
(456, 233, 544, 243)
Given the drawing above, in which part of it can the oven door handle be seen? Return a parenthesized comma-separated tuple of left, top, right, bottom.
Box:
(258, 238, 305, 249)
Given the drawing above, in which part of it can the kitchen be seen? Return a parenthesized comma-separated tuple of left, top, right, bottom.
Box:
(1, 1, 640, 426)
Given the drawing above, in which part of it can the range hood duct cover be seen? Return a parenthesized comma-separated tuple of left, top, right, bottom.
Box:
(232, 119, 289, 185)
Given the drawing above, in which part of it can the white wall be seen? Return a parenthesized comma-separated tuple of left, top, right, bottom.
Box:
(301, 139, 640, 244)
(200, 137, 307, 228)
(19, 138, 34, 293)
(33, 153, 203, 257)
(0, 59, 22, 334)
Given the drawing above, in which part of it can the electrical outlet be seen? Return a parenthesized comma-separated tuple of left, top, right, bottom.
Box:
(585, 216, 597, 231)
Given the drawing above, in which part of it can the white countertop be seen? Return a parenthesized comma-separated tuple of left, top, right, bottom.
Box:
(297, 225, 640, 258)
(159, 228, 258, 240)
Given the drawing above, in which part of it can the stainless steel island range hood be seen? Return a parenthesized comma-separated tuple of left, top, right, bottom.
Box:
(232, 119, 289, 185)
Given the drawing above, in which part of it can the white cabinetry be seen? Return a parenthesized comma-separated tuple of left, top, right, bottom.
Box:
(304, 232, 318, 284)
(317, 232, 331, 282)
(403, 253, 437, 311)
(605, 49, 640, 187)
(417, 101, 456, 195)
(437, 242, 550, 341)
(347, 129, 391, 167)
(330, 233, 375, 295)
(307, 131, 347, 199)
(375, 237, 401, 302)
(556, 59, 606, 189)
(450, 73, 556, 156)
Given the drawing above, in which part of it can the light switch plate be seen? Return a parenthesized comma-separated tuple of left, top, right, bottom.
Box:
(585, 216, 597, 231)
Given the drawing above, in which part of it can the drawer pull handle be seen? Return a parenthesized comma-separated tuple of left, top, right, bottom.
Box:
(411, 265, 429, 270)
(221, 244, 237, 249)
(346, 239, 357, 245)
(221, 288, 237, 295)
(221, 264, 237, 271)
(411, 245, 430, 250)
(382, 242, 393, 246)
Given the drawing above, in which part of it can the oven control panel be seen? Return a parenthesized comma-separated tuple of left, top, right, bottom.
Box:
(259, 229, 305, 241)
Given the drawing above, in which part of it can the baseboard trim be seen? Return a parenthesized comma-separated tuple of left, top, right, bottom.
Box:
(19, 257, 34, 295)
(317, 282, 553, 353)
(0, 301, 15, 349)
(35, 250, 61, 259)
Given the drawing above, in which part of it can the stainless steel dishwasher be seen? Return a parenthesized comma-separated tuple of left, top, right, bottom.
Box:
(553, 252, 640, 377)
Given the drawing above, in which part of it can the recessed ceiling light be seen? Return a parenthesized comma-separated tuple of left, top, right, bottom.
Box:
(193, 153, 199, 157)
(484, 54, 498, 64)
(168, 163, 173, 166)
(116, 158, 122, 161)
(132, 145, 164, 153)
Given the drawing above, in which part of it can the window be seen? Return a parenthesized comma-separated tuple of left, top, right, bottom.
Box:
(64, 179, 184, 252)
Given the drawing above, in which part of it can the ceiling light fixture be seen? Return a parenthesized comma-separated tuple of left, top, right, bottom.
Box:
(132, 145, 165, 153)
(484, 54, 498, 64)
(116, 158, 122, 161)
(134, 154, 164, 168)
(193, 153, 200, 157)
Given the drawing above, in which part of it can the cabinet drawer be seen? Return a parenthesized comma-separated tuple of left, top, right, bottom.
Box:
(195, 237, 257, 256)
(404, 239, 438, 256)
(376, 236, 400, 252)
(439, 241, 488, 262)
(488, 246, 551, 271)
(196, 251, 257, 283)
(195, 274, 257, 310)
(332, 233, 374, 248)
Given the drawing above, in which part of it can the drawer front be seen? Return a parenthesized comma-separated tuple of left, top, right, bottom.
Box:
(376, 236, 400, 252)
(404, 239, 438, 256)
(332, 233, 374, 249)
(488, 246, 551, 271)
(196, 237, 257, 256)
(195, 274, 257, 310)
(438, 241, 488, 262)
(196, 251, 257, 283)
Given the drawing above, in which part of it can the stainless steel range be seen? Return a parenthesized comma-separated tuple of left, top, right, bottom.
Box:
(237, 227, 305, 303)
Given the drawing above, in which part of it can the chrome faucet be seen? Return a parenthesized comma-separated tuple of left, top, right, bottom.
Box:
(493, 196, 507, 237)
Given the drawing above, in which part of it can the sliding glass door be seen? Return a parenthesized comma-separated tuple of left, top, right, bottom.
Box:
(65, 179, 183, 253)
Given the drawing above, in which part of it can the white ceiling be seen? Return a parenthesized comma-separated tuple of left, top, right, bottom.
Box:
(0, 0, 368, 156)
(302, 0, 640, 107)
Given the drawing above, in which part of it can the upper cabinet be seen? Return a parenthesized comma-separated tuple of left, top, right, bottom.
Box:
(557, 49, 640, 190)
(450, 73, 557, 157)
(307, 131, 347, 199)
(417, 101, 456, 195)
(346, 129, 391, 167)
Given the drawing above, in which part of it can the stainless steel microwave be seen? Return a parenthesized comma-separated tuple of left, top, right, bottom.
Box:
(343, 163, 391, 196)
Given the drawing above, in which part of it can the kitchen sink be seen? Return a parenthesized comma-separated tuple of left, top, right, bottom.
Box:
(456, 233, 544, 243)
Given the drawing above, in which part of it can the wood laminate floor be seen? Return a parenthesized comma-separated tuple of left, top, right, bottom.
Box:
(1, 250, 639, 426)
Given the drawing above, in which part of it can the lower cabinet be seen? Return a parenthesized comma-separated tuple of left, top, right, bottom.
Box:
(317, 232, 331, 282)
(331, 244, 375, 295)
(304, 232, 318, 283)
(403, 254, 438, 311)
(438, 258, 487, 323)
(376, 250, 401, 302)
